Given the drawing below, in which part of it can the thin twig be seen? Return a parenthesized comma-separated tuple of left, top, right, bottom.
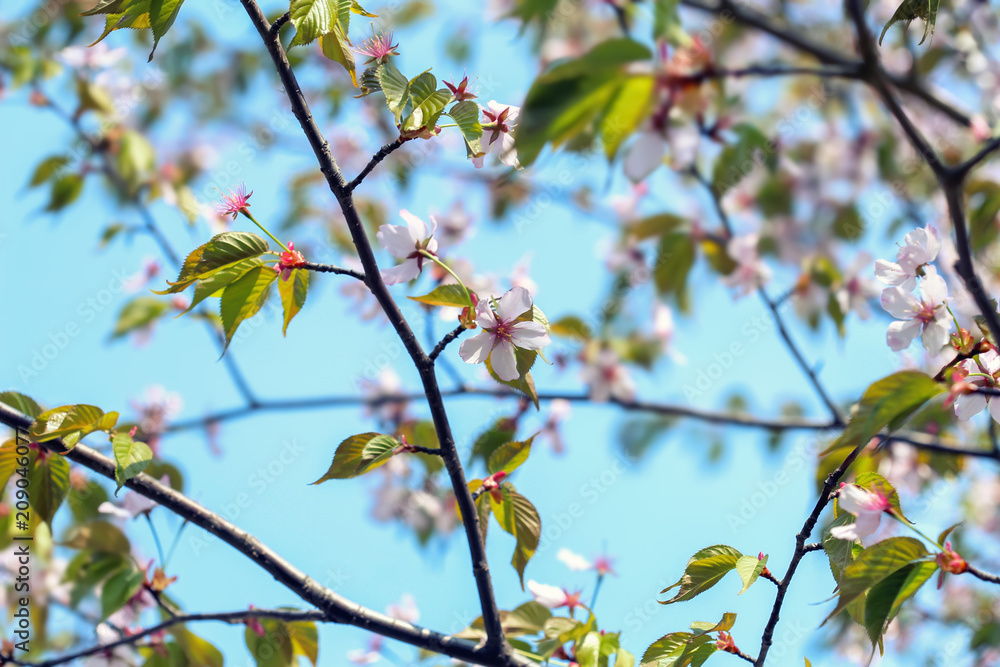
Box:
(302, 261, 366, 280)
(966, 563, 1000, 585)
(268, 11, 290, 40)
(347, 137, 408, 192)
(430, 325, 467, 361)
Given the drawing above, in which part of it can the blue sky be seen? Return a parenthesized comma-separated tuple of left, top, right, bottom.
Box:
(0, 0, 980, 665)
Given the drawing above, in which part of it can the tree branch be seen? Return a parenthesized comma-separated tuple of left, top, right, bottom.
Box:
(0, 403, 531, 667)
(236, 0, 508, 652)
(966, 563, 1000, 585)
(4, 609, 327, 667)
(755, 443, 865, 666)
(302, 261, 365, 280)
(347, 137, 408, 192)
(430, 325, 468, 361)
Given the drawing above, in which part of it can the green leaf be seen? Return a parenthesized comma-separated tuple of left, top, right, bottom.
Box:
(62, 521, 132, 554)
(312, 433, 400, 482)
(289, 0, 338, 45)
(654, 232, 696, 311)
(653, 0, 691, 46)
(447, 100, 484, 158)
(855, 471, 909, 522)
(28, 452, 70, 526)
(408, 284, 472, 308)
(660, 544, 743, 604)
(403, 72, 451, 132)
(181, 256, 268, 315)
(549, 315, 592, 341)
(148, 0, 185, 60)
(628, 213, 686, 240)
(470, 417, 518, 465)
(600, 74, 655, 160)
(614, 649, 636, 667)
(320, 24, 358, 87)
(824, 512, 859, 582)
(516, 38, 653, 166)
(642, 631, 715, 665)
(46, 173, 83, 212)
(487, 437, 533, 475)
(377, 60, 410, 122)
(172, 627, 224, 667)
(822, 371, 945, 455)
(0, 441, 19, 493)
(504, 601, 552, 635)
(712, 124, 776, 195)
(220, 265, 278, 351)
(110, 296, 169, 340)
(278, 267, 309, 336)
(112, 432, 153, 493)
(490, 484, 541, 588)
(29, 404, 117, 445)
(863, 560, 937, 646)
(823, 536, 928, 623)
(28, 155, 70, 187)
(245, 618, 294, 667)
(735, 555, 767, 595)
(116, 130, 155, 193)
(879, 0, 941, 46)
(0, 391, 43, 417)
(288, 621, 319, 666)
(157, 232, 270, 294)
(101, 566, 144, 619)
(577, 631, 602, 667)
(691, 612, 737, 635)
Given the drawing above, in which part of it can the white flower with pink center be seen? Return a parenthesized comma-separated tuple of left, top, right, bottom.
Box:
(875, 225, 941, 291)
(953, 350, 1000, 423)
(458, 287, 550, 381)
(830, 484, 892, 541)
(472, 101, 521, 169)
(880, 266, 952, 351)
(376, 210, 438, 285)
(581, 349, 635, 402)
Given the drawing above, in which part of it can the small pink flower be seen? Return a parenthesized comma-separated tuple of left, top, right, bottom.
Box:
(951, 351, 1000, 423)
(527, 580, 585, 613)
(274, 242, 306, 281)
(444, 76, 476, 101)
(881, 266, 952, 352)
(215, 182, 253, 220)
(593, 555, 615, 577)
(376, 210, 438, 285)
(356, 29, 399, 63)
(874, 225, 940, 291)
(458, 287, 550, 381)
(721, 233, 771, 298)
(935, 541, 968, 588)
(716, 631, 738, 654)
(245, 605, 265, 638)
(830, 483, 892, 541)
(481, 470, 508, 502)
(472, 101, 520, 169)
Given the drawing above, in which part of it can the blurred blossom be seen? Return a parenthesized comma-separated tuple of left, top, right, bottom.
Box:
(836, 252, 880, 320)
(557, 548, 591, 571)
(538, 399, 572, 454)
(131, 385, 183, 454)
(609, 182, 648, 221)
(123, 257, 161, 293)
(386, 593, 420, 623)
(720, 234, 770, 298)
(347, 636, 382, 665)
(433, 201, 474, 249)
(98, 480, 165, 520)
(362, 368, 408, 425)
(581, 348, 635, 402)
(510, 254, 538, 295)
(58, 43, 126, 70)
(82, 624, 134, 667)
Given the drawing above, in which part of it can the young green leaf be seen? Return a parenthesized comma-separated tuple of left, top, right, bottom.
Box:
(112, 432, 153, 493)
(446, 100, 484, 158)
(28, 451, 70, 526)
(30, 404, 117, 446)
(278, 267, 309, 336)
(312, 433, 400, 482)
(377, 60, 410, 122)
(320, 24, 358, 87)
(880, 0, 941, 46)
(654, 232, 696, 311)
(489, 484, 541, 588)
(823, 536, 928, 623)
(735, 554, 767, 594)
(220, 265, 278, 350)
(487, 437, 533, 476)
(110, 296, 170, 340)
(408, 284, 472, 308)
(660, 544, 743, 604)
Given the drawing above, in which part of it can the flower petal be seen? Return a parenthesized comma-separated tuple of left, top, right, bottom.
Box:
(981, 350, 1000, 375)
(851, 511, 882, 539)
(955, 393, 988, 421)
(381, 259, 421, 285)
(918, 266, 949, 305)
(989, 397, 1000, 426)
(874, 260, 909, 286)
(623, 133, 666, 183)
(887, 318, 922, 351)
(490, 338, 519, 381)
(508, 321, 551, 350)
(399, 209, 429, 244)
(829, 523, 861, 541)
(376, 224, 416, 258)
(459, 331, 495, 364)
(921, 318, 951, 352)
(496, 286, 533, 322)
(880, 287, 918, 320)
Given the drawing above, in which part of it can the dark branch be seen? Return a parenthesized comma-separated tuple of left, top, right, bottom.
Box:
(755, 443, 865, 666)
(430, 325, 468, 361)
(347, 137, 408, 192)
(303, 261, 366, 280)
(966, 563, 1000, 585)
(802, 542, 825, 553)
(268, 11, 290, 40)
(237, 0, 509, 652)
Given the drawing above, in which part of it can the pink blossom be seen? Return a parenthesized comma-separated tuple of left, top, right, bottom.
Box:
(347, 636, 382, 665)
(720, 234, 770, 298)
(215, 182, 253, 220)
(356, 29, 398, 63)
(386, 594, 419, 623)
(527, 580, 584, 613)
(623, 130, 667, 183)
(376, 210, 438, 285)
(97, 476, 169, 520)
(458, 287, 550, 381)
(82, 624, 134, 667)
(473, 102, 520, 169)
(581, 349, 635, 402)
(273, 241, 306, 281)
(836, 252, 880, 320)
(952, 350, 1000, 423)
(830, 483, 892, 541)
(874, 225, 941, 291)
(444, 76, 476, 101)
(935, 541, 968, 588)
(880, 266, 952, 352)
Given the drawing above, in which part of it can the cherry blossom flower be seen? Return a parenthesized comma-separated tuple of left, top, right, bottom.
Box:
(593, 555, 615, 577)
(123, 258, 161, 293)
(835, 252, 880, 320)
(361, 367, 408, 424)
(356, 29, 399, 63)
(951, 350, 1000, 423)
(875, 225, 941, 291)
(473, 102, 520, 169)
(881, 266, 952, 352)
(721, 234, 770, 298)
(935, 541, 968, 588)
(215, 182, 253, 220)
(347, 636, 382, 665)
(273, 241, 306, 281)
(58, 43, 126, 70)
(433, 200, 474, 249)
(538, 399, 571, 454)
(376, 210, 438, 285)
(107, 585, 157, 629)
(458, 287, 550, 381)
(131, 386, 183, 454)
(716, 632, 738, 654)
(623, 129, 667, 183)
(830, 483, 892, 541)
(527, 580, 584, 613)
(581, 349, 635, 402)
(98, 478, 168, 520)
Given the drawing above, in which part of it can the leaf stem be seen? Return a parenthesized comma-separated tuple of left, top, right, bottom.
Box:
(241, 209, 289, 252)
(418, 250, 475, 310)
(145, 513, 166, 565)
